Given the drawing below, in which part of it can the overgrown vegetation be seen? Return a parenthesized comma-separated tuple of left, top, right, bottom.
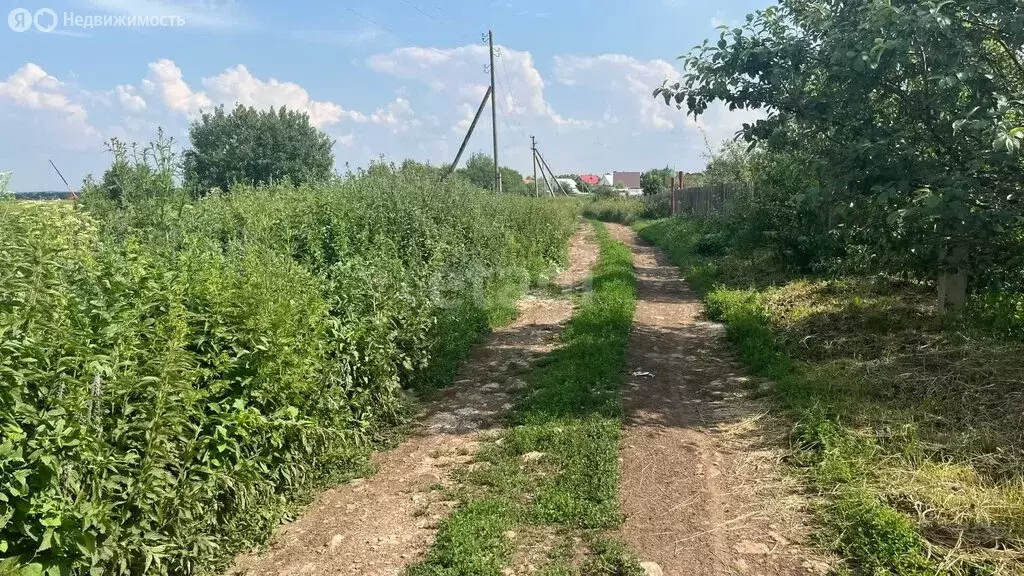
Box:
(639, 167, 673, 196)
(580, 194, 670, 225)
(639, 217, 1024, 575)
(408, 222, 641, 576)
(0, 139, 578, 575)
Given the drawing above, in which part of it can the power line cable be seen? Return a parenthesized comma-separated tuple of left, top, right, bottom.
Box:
(340, 5, 404, 39)
(396, 0, 451, 27)
(497, 51, 528, 136)
(494, 73, 526, 137)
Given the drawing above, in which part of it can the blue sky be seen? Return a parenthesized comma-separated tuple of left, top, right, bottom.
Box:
(1, 0, 768, 191)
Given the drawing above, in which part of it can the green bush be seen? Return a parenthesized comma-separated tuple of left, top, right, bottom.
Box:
(591, 185, 620, 199)
(0, 165, 578, 574)
(694, 231, 728, 256)
(640, 192, 671, 219)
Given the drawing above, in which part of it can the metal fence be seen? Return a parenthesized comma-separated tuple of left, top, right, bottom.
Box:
(670, 183, 748, 217)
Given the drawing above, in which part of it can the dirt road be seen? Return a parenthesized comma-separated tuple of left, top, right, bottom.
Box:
(606, 223, 827, 576)
(229, 225, 598, 576)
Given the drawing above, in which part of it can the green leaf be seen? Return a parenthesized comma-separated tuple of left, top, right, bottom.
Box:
(19, 564, 44, 576)
(37, 528, 54, 552)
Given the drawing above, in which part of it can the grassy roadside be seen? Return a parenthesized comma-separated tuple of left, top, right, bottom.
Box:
(637, 218, 1024, 576)
(407, 222, 641, 576)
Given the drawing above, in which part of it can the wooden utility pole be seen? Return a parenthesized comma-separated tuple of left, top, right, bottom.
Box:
(488, 30, 501, 193)
(531, 136, 538, 197)
(441, 86, 493, 181)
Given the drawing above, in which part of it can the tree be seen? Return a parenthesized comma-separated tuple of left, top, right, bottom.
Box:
(501, 167, 529, 195)
(183, 105, 334, 194)
(641, 167, 673, 196)
(459, 153, 496, 190)
(456, 153, 529, 195)
(655, 0, 1024, 308)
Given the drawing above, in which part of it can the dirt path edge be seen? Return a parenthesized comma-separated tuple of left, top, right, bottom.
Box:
(228, 224, 600, 576)
(607, 223, 829, 576)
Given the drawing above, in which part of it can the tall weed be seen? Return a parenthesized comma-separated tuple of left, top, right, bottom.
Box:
(0, 165, 578, 574)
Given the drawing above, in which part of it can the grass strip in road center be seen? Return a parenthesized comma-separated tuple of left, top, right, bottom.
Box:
(407, 222, 640, 576)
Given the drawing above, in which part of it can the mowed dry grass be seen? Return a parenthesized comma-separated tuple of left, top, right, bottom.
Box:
(750, 278, 1024, 572)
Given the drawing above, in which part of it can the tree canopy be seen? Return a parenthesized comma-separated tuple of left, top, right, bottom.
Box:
(655, 0, 1024, 306)
(183, 104, 334, 193)
(457, 153, 529, 195)
(641, 167, 674, 196)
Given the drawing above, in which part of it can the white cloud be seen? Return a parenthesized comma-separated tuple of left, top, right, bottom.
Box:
(114, 84, 146, 111)
(201, 65, 365, 126)
(452, 102, 476, 133)
(553, 53, 765, 145)
(143, 59, 211, 116)
(1, 44, 761, 190)
(368, 97, 418, 132)
(367, 44, 585, 128)
(139, 60, 412, 131)
(0, 63, 100, 144)
(553, 54, 679, 131)
(0, 64, 88, 120)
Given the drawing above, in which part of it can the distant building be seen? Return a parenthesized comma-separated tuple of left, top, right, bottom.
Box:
(579, 174, 600, 186)
(613, 172, 642, 190)
(555, 178, 580, 194)
(611, 172, 643, 196)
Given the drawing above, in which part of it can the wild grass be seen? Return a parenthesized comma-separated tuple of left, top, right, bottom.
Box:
(580, 194, 669, 225)
(0, 166, 578, 575)
(637, 217, 1024, 575)
(407, 222, 642, 576)
(581, 198, 644, 224)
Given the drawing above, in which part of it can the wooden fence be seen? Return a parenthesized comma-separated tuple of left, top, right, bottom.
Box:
(670, 183, 748, 217)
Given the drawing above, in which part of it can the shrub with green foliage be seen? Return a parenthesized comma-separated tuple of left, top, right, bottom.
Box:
(183, 105, 334, 194)
(591, 185, 620, 199)
(680, 142, 843, 275)
(0, 161, 578, 575)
